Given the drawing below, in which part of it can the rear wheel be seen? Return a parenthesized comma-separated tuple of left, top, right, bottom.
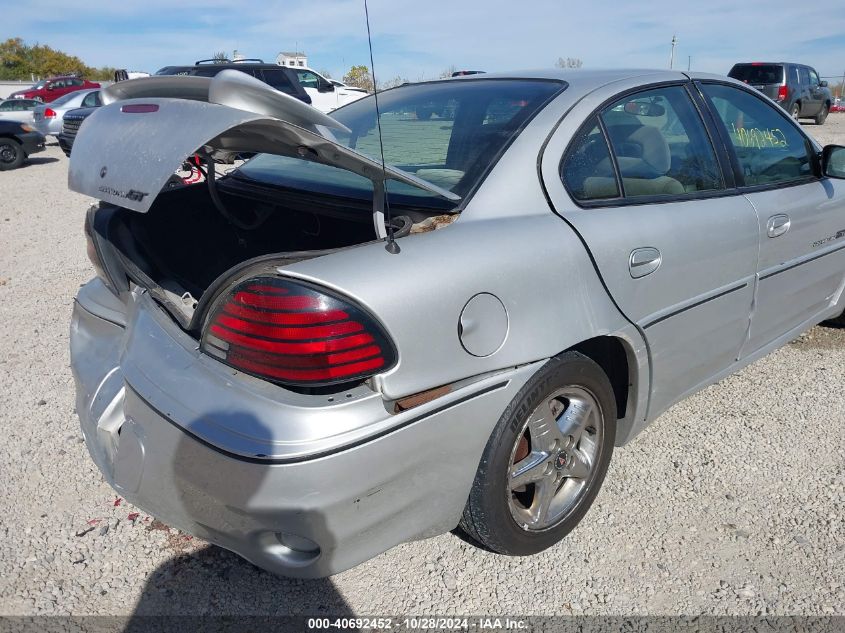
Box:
(790, 103, 801, 120)
(815, 103, 829, 125)
(0, 139, 24, 171)
(460, 352, 616, 555)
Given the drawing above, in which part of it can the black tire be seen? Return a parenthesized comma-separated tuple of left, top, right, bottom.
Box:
(460, 351, 616, 555)
(0, 139, 24, 171)
(791, 102, 801, 120)
(815, 103, 829, 125)
(822, 310, 845, 328)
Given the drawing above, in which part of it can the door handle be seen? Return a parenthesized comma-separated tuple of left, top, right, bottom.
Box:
(629, 247, 661, 279)
(767, 214, 791, 238)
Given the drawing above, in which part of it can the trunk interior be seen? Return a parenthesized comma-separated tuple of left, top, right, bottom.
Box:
(108, 180, 382, 303)
(103, 177, 451, 328)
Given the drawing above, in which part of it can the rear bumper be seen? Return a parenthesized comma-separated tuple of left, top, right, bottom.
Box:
(34, 118, 61, 138)
(70, 278, 541, 577)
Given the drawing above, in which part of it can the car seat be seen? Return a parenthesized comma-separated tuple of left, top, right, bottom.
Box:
(584, 113, 684, 197)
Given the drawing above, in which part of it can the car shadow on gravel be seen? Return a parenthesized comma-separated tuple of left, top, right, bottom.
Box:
(25, 157, 60, 167)
(126, 544, 352, 619)
(119, 407, 354, 623)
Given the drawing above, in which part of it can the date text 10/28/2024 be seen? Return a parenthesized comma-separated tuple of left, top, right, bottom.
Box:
(307, 617, 528, 630)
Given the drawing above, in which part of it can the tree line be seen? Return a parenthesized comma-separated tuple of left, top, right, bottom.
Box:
(0, 37, 592, 89)
(0, 38, 116, 81)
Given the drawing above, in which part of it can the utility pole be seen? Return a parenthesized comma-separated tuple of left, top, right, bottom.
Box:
(687, 56, 691, 72)
(669, 34, 677, 69)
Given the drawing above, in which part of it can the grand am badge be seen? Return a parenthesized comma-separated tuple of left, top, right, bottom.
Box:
(97, 186, 149, 202)
(812, 229, 845, 249)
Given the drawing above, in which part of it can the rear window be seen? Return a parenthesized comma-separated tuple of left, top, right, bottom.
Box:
(50, 91, 84, 106)
(728, 64, 784, 85)
(233, 79, 564, 205)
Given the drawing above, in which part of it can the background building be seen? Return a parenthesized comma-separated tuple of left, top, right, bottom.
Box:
(276, 51, 308, 67)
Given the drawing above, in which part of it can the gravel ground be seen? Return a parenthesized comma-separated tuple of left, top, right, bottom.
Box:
(0, 117, 844, 617)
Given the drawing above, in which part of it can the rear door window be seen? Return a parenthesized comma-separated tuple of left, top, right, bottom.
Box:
(700, 83, 812, 186)
(798, 67, 810, 87)
(600, 86, 723, 197)
(561, 85, 724, 202)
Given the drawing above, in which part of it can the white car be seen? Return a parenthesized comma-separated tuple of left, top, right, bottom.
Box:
(0, 99, 40, 124)
(291, 67, 368, 112)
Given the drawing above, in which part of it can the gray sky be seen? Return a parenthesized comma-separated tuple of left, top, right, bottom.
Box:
(6, 0, 845, 81)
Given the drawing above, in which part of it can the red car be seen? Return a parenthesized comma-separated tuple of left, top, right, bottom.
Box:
(9, 76, 100, 103)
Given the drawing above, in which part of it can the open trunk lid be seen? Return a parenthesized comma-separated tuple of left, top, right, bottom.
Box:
(68, 69, 459, 218)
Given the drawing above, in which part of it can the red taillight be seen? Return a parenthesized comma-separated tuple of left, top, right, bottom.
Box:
(201, 277, 396, 387)
(44, 108, 56, 118)
(777, 85, 787, 102)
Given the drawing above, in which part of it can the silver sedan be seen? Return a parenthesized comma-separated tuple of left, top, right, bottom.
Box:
(67, 69, 845, 578)
(32, 89, 100, 138)
(0, 98, 40, 124)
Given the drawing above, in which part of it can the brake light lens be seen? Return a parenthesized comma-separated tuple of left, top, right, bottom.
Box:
(121, 103, 159, 113)
(202, 276, 396, 387)
(44, 108, 56, 118)
(777, 85, 787, 102)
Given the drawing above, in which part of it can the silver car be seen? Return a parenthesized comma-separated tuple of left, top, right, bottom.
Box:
(68, 69, 845, 578)
(0, 98, 40, 124)
(32, 89, 100, 138)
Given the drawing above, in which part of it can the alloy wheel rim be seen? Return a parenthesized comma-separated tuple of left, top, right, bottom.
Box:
(0, 143, 16, 164)
(506, 386, 603, 531)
